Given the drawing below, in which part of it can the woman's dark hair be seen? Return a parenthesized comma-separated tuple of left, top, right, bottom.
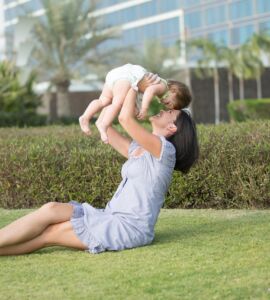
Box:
(167, 110, 199, 173)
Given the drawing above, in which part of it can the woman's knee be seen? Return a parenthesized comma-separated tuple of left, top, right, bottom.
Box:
(39, 202, 68, 222)
(40, 202, 59, 214)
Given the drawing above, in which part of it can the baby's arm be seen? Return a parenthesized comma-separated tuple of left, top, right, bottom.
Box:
(138, 82, 167, 119)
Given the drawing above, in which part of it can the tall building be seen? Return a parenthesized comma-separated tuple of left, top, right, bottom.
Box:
(0, 0, 5, 60)
(96, 0, 270, 59)
(2, 0, 270, 62)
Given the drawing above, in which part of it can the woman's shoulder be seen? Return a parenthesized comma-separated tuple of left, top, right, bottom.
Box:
(158, 136, 176, 160)
(150, 136, 175, 170)
(128, 136, 175, 169)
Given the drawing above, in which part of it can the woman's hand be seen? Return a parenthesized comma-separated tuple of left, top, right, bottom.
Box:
(138, 73, 161, 92)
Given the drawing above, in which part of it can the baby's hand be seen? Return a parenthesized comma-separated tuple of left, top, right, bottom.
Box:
(137, 109, 148, 120)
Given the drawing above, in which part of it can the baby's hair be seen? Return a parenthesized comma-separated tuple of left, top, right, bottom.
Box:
(167, 80, 192, 109)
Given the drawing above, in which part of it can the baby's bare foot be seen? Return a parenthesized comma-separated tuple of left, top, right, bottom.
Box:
(95, 121, 108, 143)
(79, 116, 91, 135)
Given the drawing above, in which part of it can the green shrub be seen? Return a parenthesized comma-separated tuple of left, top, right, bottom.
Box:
(228, 99, 270, 122)
(0, 60, 45, 127)
(0, 121, 269, 209)
(0, 112, 47, 127)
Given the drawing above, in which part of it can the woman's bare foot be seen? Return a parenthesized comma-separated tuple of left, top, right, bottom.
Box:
(95, 121, 108, 143)
(79, 116, 91, 135)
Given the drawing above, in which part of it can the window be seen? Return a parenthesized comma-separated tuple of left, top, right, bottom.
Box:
(205, 5, 226, 25)
(158, 0, 180, 12)
(98, 0, 126, 8)
(143, 23, 159, 40)
(256, 0, 270, 13)
(259, 21, 270, 33)
(122, 7, 139, 23)
(158, 18, 179, 37)
(25, 1, 41, 12)
(183, 0, 200, 8)
(21, 1, 42, 15)
(4, 10, 13, 22)
(138, 1, 157, 19)
(123, 30, 133, 45)
(122, 28, 142, 46)
(231, 24, 254, 45)
(185, 11, 202, 29)
(208, 29, 229, 46)
(105, 12, 120, 26)
(162, 39, 177, 47)
(230, 0, 253, 20)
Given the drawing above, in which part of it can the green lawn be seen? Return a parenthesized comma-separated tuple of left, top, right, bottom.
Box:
(0, 209, 269, 300)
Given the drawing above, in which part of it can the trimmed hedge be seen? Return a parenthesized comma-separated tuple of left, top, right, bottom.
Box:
(228, 99, 270, 122)
(0, 121, 269, 209)
(0, 111, 47, 127)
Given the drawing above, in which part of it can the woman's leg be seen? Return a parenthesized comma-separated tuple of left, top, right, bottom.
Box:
(96, 80, 131, 143)
(0, 221, 87, 256)
(0, 202, 74, 248)
(79, 84, 113, 135)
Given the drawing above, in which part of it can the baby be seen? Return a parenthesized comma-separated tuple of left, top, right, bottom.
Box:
(79, 63, 191, 142)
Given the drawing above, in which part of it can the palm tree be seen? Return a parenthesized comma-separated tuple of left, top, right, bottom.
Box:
(252, 32, 270, 59)
(246, 34, 268, 99)
(30, 0, 117, 117)
(189, 38, 223, 124)
(117, 40, 180, 79)
(248, 33, 270, 98)
(233, 42, 263, 100)
(220, 46, 238, 103)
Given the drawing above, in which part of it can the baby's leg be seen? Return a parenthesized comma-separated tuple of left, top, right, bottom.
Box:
(79, 84, 113, 135)
(96, 80, 131, 143)
(95, 106, 107, 128)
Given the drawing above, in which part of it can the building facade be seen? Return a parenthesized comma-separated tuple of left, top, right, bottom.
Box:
(95, 0, 270, 50)
(0, 0, 5, 60)
(2, 0, 270, 60)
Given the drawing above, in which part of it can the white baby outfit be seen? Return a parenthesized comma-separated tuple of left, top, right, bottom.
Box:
(105, 64, 148, 109)
(105, 63, 147, 91)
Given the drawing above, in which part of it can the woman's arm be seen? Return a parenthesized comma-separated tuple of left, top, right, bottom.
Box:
(118, 89, 162, 159)
(106, 126, 131, 159)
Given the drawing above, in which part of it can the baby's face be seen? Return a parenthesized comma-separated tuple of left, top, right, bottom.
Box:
(160, 94, 177, 109)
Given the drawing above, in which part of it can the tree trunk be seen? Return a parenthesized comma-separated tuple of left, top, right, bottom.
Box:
(56, 80, 71, 118)
(214, 67, 220, 124)
(239, 77, 244, 100)
(228, 70, 234, 102)
(185, 66, 193, 115)
(256, 76, 262, 99)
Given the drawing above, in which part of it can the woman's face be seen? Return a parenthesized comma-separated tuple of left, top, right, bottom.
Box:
(150, 109, 180, 129)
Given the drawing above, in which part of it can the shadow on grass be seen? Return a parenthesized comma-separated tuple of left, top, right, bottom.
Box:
(29, 246, 84, 256)
(153, 214, 268, 245)
(36, 214, 269, 255)
(2, 212, 268, 256)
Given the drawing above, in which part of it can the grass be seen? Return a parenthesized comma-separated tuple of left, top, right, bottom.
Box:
(0, 209, 270, 300)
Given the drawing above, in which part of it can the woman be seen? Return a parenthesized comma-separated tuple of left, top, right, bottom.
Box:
(0, 87, 199, 256)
